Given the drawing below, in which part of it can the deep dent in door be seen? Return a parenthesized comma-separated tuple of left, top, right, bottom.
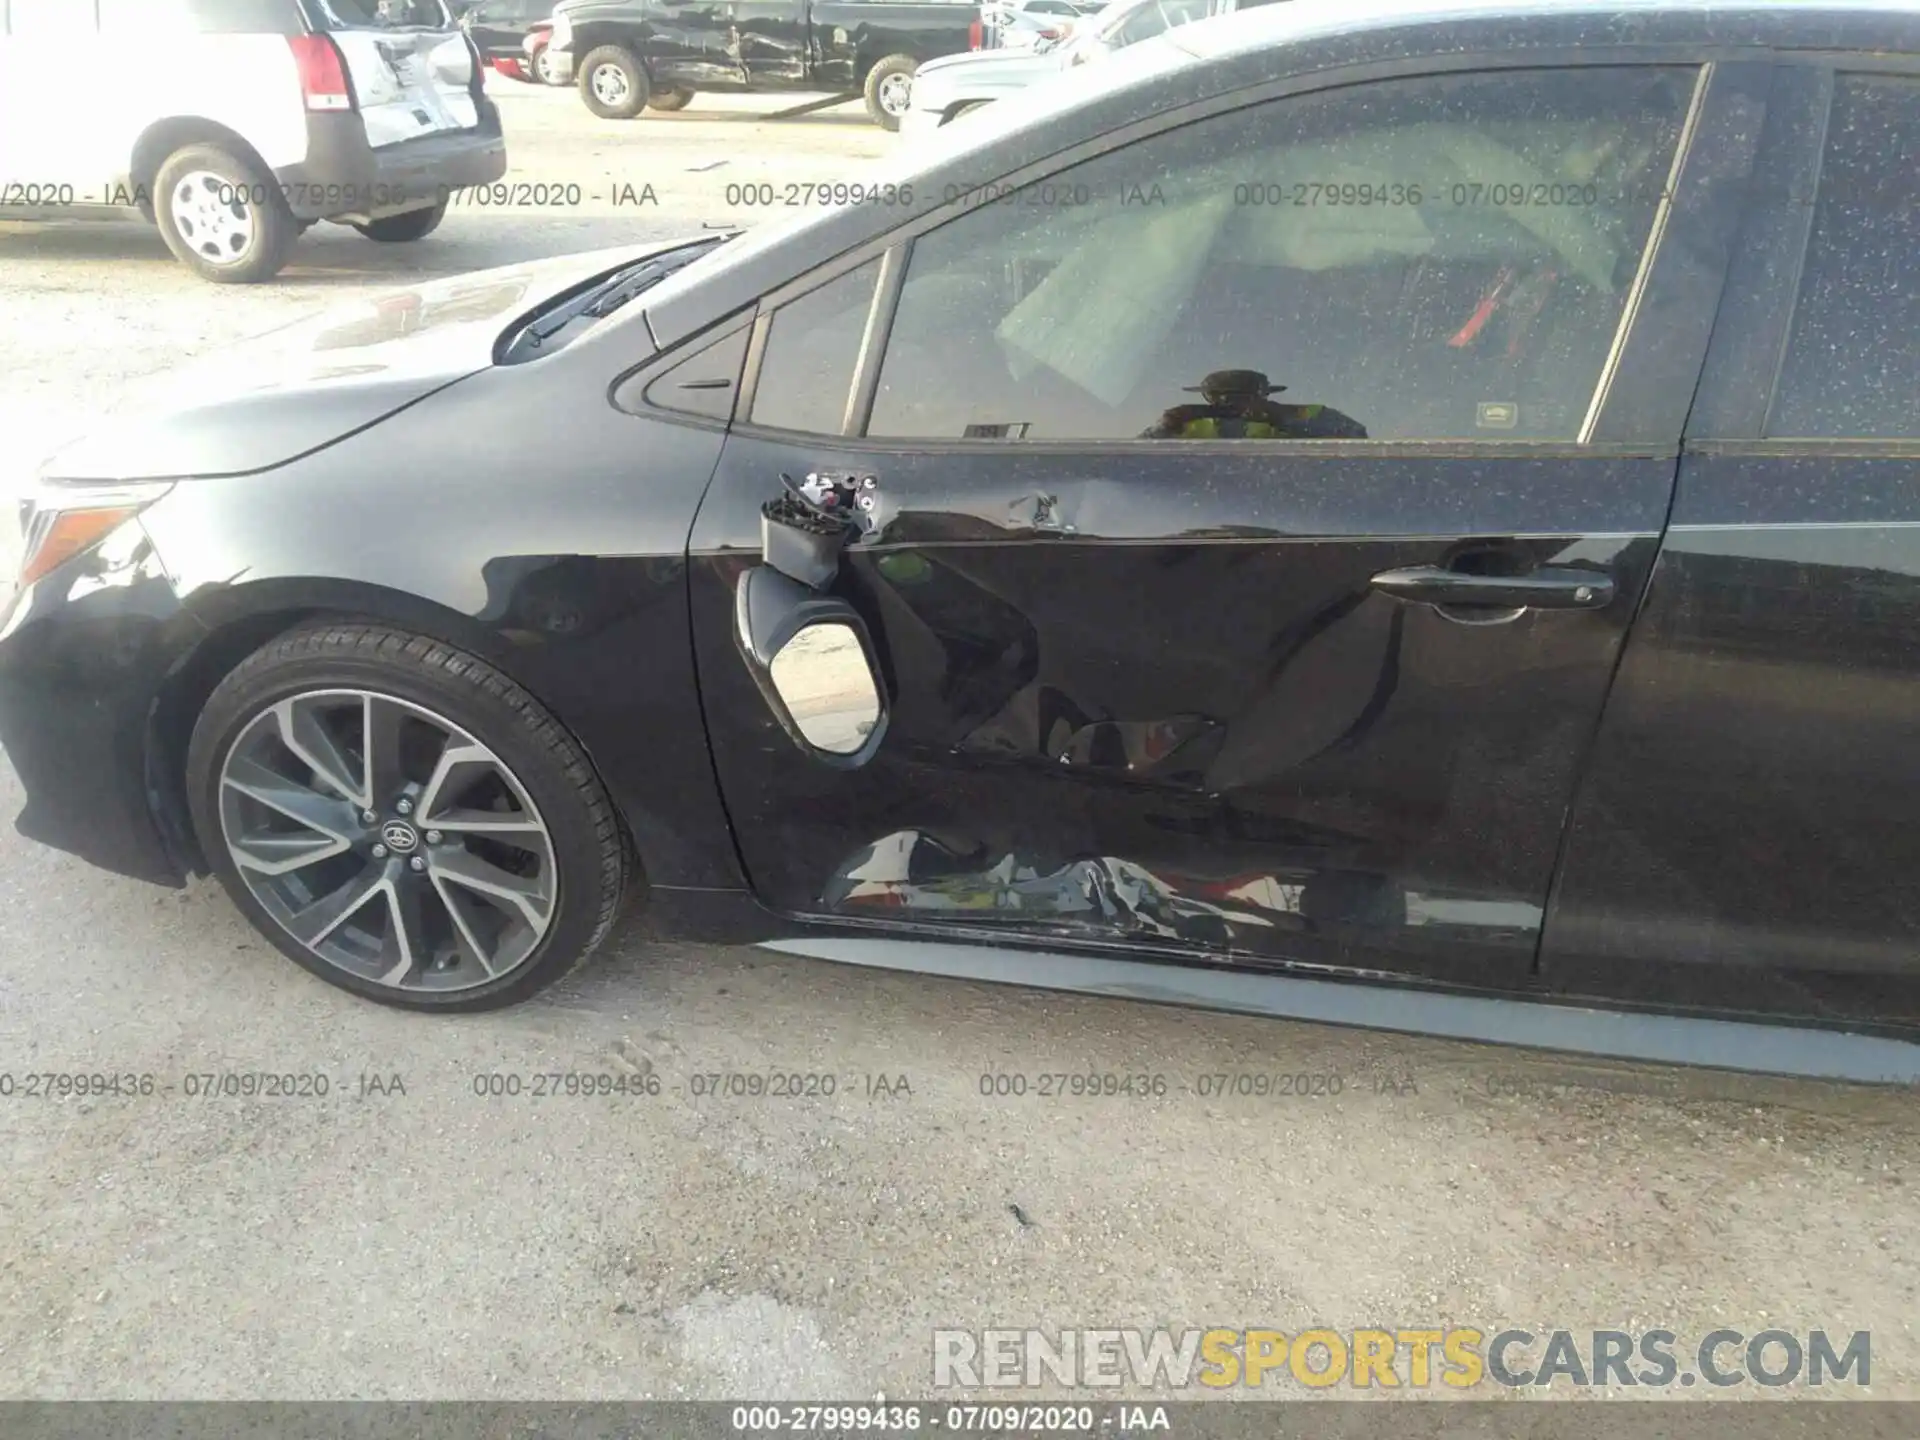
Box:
(780, 472, 1544, 956)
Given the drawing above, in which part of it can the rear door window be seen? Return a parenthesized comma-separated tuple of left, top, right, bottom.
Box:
(1767, 74, 1920, 440)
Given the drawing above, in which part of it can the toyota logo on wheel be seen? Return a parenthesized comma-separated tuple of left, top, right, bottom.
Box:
(380, 821, 420, 854)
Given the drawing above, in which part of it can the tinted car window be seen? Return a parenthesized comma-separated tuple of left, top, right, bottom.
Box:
(869, 67, 1693, 443)
(1769, 75, 1920, 441)
(629, 325, 750, 424)
(1108, 0, 1207, 47)
(749, 260, 881, 434)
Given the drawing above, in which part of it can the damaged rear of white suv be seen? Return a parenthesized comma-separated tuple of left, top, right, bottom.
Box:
(0, 0, 507, 282)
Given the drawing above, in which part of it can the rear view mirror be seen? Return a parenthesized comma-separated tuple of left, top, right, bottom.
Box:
(768, 622, 882, 755)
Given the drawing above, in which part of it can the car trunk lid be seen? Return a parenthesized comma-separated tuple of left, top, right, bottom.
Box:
(302, 0, 480, 148)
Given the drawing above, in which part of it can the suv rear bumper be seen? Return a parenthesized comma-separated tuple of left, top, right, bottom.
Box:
(273, 100, 508, 221)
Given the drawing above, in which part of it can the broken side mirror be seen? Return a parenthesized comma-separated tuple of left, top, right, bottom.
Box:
(736, 554, 887, 765)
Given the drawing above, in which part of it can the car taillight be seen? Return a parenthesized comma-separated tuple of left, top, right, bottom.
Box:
(288, 34, 353, 113)
(969, 17, 983, 47)
(1039, 25, 1062, 38)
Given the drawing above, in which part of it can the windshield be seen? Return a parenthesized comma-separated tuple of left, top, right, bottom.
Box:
(306, 0, 454, 28)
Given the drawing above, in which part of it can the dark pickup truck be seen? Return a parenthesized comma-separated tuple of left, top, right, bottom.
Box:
(546, 0, 978, 128)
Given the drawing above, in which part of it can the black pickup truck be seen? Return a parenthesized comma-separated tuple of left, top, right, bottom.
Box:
(546, 0, 977, 128)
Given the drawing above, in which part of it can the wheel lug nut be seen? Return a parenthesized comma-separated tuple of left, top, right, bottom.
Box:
(409, 856, 426, 873)
(395, 798, 413, 816)
(426, 830, 443, 845)
(362, 809, 378, 824)
(372, 844, 388, 859)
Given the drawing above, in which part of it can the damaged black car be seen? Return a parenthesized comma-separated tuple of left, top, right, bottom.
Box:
(5, 0, 1920, 1085)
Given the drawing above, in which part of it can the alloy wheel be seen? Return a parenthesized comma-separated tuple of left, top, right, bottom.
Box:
(216, 689, 557, 993)
(168, 170, 259, 267)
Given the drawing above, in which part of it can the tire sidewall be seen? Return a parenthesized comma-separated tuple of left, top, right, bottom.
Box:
(187, 646, 618, 1012)
(153, 143, 295, 284)
(578, 46, 650, 118)
(863, 54, 917, 130)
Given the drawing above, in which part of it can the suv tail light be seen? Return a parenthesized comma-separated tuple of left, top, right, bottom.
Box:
(288, 34, 354, 112)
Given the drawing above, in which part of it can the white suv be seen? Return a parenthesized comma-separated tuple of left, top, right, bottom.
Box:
(0, 0, 508, 282)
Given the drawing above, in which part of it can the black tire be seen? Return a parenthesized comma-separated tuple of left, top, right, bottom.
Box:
(152, 142, 297, 284)
(943, 99, 990, 125)
(353, 199, 449, 243)
(533, 43, 565, 85)
(862, 52, 918, 130)
(646, 86, 694, 111)
(578, 45, 650, 118)
(186, 624, 633, 1013)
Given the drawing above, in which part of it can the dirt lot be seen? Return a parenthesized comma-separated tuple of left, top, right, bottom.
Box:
(0, 83, 1917, 1404)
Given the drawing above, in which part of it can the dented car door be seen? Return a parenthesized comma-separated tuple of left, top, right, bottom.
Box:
(690, 62, 1761, 983)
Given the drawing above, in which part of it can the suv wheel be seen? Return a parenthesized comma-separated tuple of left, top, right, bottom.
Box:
(186, 624, 633, 1012)
(862, 53, 918, 130)
(579, 45, 650, 118)
(647, 86, 694, 111)
(353, 200, 449, 243)
(534, 44, 565, 85)
(153, 143, 297, 284)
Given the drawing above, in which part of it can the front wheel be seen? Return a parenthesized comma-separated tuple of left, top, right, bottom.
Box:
(152, 143, 296, 283)
(186, 625, 633, 1012)
(646, 86, 694, 111)
(578, 45, 650, 118)
(352, 200, 449, 243)
(862, 53, 918, 131)
(533, 44, 565, 85)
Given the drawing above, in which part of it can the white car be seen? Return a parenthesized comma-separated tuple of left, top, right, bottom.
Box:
(0, 0, 508, 282)
(903, 0, 1261, 132)
(979, 0, 1101, 51)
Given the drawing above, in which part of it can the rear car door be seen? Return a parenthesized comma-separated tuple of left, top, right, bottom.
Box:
(302, 0, 481, 147)
(1542, 62, 1920, 1029)
(687, 61, 1753, 984)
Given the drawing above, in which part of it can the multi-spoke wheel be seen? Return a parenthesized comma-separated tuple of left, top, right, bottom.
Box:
(188, 626, 631, 1010)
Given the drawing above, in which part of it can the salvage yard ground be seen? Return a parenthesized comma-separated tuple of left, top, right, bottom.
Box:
(0, 83, 1917, 1401)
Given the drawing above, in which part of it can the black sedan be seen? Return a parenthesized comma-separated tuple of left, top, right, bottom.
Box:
(5, 0, 1920, 1084)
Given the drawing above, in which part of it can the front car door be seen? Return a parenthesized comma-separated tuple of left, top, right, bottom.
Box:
(1542, 59, 1920, 1031)
(686, 58, 1753, 986)
(729, 0, 804, 83)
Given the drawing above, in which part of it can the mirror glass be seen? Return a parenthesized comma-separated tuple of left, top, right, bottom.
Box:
(768, 622, 882, 755)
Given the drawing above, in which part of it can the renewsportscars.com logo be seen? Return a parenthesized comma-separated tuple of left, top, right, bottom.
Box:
(931, 1327, 1871, 1391)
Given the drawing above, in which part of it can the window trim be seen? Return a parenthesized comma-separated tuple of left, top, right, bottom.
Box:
(610, 308, 757, 433)
(1575, 61, 1712, 443)
(731, 57, 1717, 452)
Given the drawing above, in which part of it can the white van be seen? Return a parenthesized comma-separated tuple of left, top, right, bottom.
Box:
(0, 0, 508, 281)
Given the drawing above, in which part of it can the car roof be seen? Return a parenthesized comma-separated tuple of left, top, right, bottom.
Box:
(1171, 0, 1920, 65)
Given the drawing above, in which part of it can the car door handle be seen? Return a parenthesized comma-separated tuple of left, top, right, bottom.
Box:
(1369, 565, 1615, 611)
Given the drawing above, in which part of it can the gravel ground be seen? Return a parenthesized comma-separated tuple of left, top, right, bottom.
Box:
(0, 83, 1917, 1404)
